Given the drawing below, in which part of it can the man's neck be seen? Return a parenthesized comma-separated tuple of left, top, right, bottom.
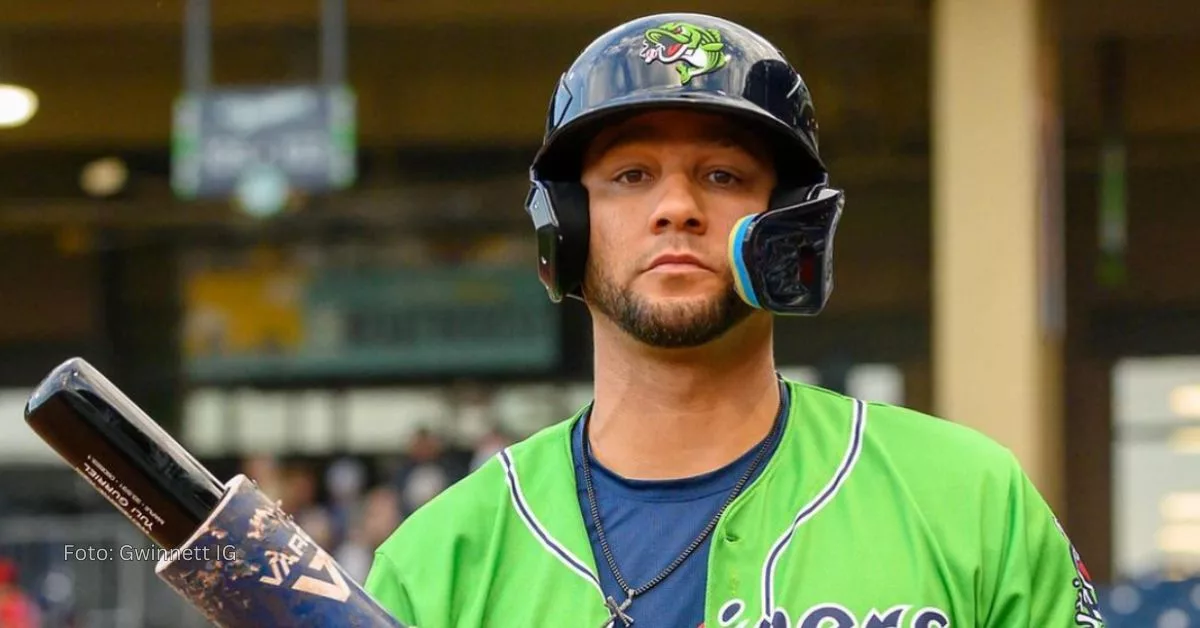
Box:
(587, 315, 781, 480)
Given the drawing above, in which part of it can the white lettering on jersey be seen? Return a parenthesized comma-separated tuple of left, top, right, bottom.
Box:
(714, 599, 950, 628)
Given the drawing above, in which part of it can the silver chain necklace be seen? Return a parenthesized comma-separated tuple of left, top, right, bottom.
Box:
(581, 383, 786, 627)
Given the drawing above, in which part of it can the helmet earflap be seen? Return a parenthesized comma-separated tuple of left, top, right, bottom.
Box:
(524, 179, 590, 302)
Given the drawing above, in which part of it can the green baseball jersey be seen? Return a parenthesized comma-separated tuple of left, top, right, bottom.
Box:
(366, 379, 1105, 627)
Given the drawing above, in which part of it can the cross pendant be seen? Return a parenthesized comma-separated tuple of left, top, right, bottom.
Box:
(601, 591, 635, 627)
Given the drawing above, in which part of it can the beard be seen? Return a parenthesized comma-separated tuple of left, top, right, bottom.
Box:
(584, 260, 754, 348)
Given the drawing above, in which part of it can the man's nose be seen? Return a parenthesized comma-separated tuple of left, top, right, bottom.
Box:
(649, 173, 707, 235)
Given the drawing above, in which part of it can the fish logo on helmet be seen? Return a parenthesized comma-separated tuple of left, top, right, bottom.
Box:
(524, 12, 845, 316)
(639, 22, 730, 85)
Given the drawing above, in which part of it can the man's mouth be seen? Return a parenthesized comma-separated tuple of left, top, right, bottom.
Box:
(648, 253, 710, 272)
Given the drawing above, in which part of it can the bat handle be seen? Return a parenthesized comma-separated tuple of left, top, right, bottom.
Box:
(155, 474, 405, 628)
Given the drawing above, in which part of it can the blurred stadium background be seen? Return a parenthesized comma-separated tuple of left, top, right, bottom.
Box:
(0, 0, 1197, 625)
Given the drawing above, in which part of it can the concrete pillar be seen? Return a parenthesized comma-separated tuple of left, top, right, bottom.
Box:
(932, 0, 1065, 509)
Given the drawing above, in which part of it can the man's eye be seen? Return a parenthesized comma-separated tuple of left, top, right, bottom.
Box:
(615, 170, 648, 184)
(707, 170, 739, 185)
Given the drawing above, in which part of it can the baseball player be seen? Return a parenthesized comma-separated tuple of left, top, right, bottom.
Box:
(366, 12, 1106, 628)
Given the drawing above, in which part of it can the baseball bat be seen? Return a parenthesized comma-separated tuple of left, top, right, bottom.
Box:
(24, 357, 404, 628)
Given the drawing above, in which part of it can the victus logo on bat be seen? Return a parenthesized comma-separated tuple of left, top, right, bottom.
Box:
(255, 521, 353, 604)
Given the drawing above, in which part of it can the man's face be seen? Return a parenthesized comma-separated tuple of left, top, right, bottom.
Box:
(580, 109, 777, 348)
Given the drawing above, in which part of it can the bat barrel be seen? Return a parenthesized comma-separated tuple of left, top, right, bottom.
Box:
(155, 474, 404, 628)
(24, 357, 223, 549)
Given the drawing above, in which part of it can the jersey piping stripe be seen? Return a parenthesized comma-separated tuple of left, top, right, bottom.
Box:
(759, 398, 868, 622)
(499, 448, 605, 598)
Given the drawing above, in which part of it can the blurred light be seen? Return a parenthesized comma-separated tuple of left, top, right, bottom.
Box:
(80, 156, 129, 197)
(0, 84, 38, 128)
(847, 364, 905, 405)
(1107, 584, 1141, 615)
(1158, 524, 1200, 554)
(41, 570, 74, 604)
(1159, 609, 1190, 628)
(1170, 384, 1200, 418)
(1168, 427, 1200, 454)
(235, 165, 289, 218)
(1162, 492, 1200, 522)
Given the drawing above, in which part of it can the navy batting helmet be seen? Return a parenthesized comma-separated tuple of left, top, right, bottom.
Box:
(524, 13, 844, 315)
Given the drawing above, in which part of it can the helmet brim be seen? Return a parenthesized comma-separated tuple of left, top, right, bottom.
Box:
(531, 88, 827, 185)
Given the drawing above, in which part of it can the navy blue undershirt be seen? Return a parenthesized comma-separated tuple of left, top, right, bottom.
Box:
(571, 382, 788, 627)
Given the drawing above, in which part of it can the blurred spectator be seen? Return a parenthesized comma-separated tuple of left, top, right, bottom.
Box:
(0, 558, 41, 628)
(470, 425, 513, 472)
(337, 486, 403, 583)
(325, 457, 368, 547)
(241, 454, 284, 500)
(280, 463, 320, 516)
(296, 508, 337, 551)
(392, 428, 453, 516)
(452, 382, 496, 447)
(282, 462, 339, 547)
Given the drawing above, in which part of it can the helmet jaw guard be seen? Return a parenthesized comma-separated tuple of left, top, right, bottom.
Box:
(729, 183, 844, 316)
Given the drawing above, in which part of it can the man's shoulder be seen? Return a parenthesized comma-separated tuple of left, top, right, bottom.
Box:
(787, 382, 1033, 552)
(787, 380, 1021, 480)
(864, 399, 1019, 472)
(374, 415, 579, 563)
